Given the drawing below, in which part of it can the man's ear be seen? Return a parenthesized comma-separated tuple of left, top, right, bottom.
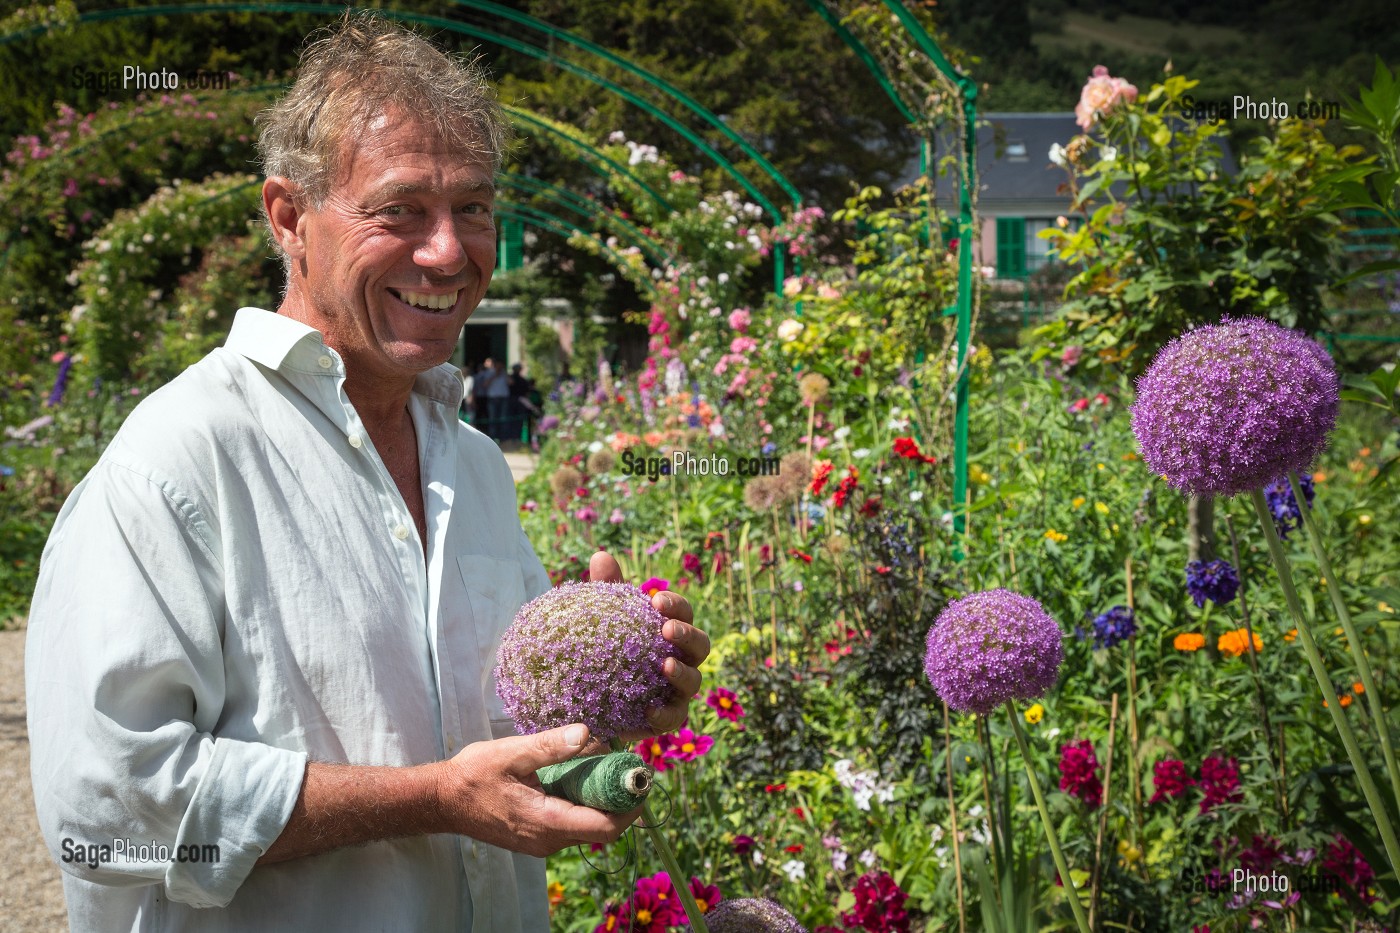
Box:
(263, 176, 309, 260)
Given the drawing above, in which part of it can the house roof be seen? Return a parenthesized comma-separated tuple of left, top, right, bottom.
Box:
(926, 112, 1238, 212)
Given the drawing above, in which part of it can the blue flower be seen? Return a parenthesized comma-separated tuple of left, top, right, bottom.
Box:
(1186, 559, 1239, 608)
(1089, 605, 1136, 649)
(1263, 473, 1315, 540)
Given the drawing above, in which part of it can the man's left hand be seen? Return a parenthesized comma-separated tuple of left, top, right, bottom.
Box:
(588, 551, 710, 739)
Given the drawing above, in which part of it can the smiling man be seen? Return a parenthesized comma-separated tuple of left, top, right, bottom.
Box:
(26, 14, 708, 933)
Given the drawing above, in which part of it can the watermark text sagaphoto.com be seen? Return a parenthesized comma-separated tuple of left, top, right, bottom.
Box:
(61, 837, 221, 870)
(72, 66, 234, 94)
(619, 449, 780, 482)
(1179, 94, 1342, 121)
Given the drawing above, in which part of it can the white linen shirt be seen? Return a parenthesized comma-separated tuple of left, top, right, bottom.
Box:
(26, 307, 551, 932)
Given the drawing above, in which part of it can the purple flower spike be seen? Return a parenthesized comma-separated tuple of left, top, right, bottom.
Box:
(924, 589, 1064, 715)
(705, 897, 807, 933)
(1131, 318, 1338, 498)
(494, 581, 677, 741)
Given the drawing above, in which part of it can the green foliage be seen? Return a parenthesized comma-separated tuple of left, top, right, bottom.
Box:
(1041, 72, 1361, 374)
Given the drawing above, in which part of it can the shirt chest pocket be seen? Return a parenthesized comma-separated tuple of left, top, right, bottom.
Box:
(456, 555, 527, 728)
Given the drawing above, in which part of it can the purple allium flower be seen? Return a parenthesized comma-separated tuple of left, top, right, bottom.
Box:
(705, 897, 807, 933)
(494, 582, 677, 741)
(537, 414, 560, 434)
(923, 589, 1064, 715)
(1089, 605, 1135, 649)
(1185, 559, 1239, 608)
(1263, 473, 1315, 540)
(1131, 318, 1338, 497)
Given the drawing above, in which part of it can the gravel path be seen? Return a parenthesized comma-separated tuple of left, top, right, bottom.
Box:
(0, 627, 67, 932)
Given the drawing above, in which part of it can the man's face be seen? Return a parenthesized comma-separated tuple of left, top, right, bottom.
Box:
(296, 109, 496, 383)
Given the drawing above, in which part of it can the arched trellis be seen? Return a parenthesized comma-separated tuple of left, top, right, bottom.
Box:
(496, 173, 673, 267)
(5, 0, 977, 547)
(4, 2, 801, 288)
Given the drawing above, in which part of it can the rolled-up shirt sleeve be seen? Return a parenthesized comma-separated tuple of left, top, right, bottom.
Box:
(25, 456, 307, 909)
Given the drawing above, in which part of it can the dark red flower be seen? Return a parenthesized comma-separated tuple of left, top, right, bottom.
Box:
(1198, 756, 1242, 813)
(811, 461, 835, 495)
(784, 843, 804, 854)
(892, 436, 937, 465)
(1058, 740, 1103, 809)
(788, 548, 813, 563)
(765, 783, 786, 793)
(1149, 758, 1195, 804)
(1321, 833, 1378, 904)
(832, 466, 860, 507)
(859, 496, 882, 517)
(688, 877, 722, 914)
(840, 870, 911, 932)
(732, 834, 756, 855)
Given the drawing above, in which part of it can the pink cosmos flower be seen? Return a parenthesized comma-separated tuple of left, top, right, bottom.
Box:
(639, 577, 669, 597)
(636, 734, 674, 772)
(666, 727, 714, 762)
(705, 687, 745, 722)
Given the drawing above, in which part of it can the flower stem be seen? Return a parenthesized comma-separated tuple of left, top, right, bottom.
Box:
(1249, 489, 1400, 881)
(613, 739, 709, 932)
(1006, 702, 1092, 933)
(1288, 470, 1400, 820)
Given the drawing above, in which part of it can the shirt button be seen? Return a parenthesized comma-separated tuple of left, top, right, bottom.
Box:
(318, 355, 333, 369)
(392, 524, 410, 541)
(348, 433, 363, 449)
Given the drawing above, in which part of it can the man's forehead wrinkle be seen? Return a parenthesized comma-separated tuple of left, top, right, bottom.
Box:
(364, 178, 496, 201)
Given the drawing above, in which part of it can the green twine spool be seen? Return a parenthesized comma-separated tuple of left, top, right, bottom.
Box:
(536, 752, 652, 813)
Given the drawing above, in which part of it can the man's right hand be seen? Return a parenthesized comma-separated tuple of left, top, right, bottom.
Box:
(433, 724, 641, 858)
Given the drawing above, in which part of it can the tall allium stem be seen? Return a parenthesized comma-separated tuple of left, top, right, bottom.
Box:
(1288, 471, 1400, 820)
(944, 703, 967, 933)
(1006, 702, 1092, 933)
(1250, 489, 1400, 880)
(613, 740, 709, 933)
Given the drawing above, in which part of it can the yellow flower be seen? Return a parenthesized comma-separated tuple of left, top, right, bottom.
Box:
(969, 465, 992, 485)
(1380, 602, 1395, 614)
(1218, 628, 1263, 658)
(1117, 839, 1142, 863)
(1094, 502, 1110, 515)
(1359, 514, 1372, 525)
(1025, 703, 1044, 725)
(1072, 497, 1086, 509)
(1044, 528, 1068, 543)
(1174, 632, 1205, 652)
(1096, 462, 1106, 471)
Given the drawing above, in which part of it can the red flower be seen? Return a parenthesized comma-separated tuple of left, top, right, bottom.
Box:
(688, 877, 722, 914)
(859, 495, 882, 516)
(1148, 758, 1195, 804)
(576, 487, 590, 498)
(765, 783, 786, 793)
(1198, 755, 1242, 814)
(635, 735, 674, 773)
(840, 870, 911, 932)
(1058, 740, 1103, 809)
(732, 834, 757, 854)
(705, 687, 746, 722)
(875, 566, 892, 575)
(791, 807, 805, 819)
(832, 466, 860, 507)
(810, 460, 835, 495)
(892, 437, 937, 465)
(788, 548, 813, 563)
(784, 843, 804, 853)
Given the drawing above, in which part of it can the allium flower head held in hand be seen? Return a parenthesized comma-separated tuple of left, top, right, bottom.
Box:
(924, 588, 1064, 715)
(1131, 317, 1339, 498)
(494, 581, 677, 741)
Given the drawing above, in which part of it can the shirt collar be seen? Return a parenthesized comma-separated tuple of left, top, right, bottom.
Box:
(224, 307, 465, 407)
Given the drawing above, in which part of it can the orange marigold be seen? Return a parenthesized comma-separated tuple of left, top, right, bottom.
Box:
(1217, 628, 1263, 658)
(1174, 632, 1206, 652)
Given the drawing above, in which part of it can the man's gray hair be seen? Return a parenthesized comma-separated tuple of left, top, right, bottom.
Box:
(256, 12, 511, 247)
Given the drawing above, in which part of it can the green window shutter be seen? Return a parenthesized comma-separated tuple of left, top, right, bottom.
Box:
(498, 218, 524, 271)
(996, 217, 1026, 278)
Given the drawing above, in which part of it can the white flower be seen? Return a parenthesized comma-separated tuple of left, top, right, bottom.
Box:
(831, 850, 848, 872)
(853, 787, 874, 811)
(886, 417, 909, 430)
(588, 441, 603, 453)
(776, 319, 804, 342)
(852, 448, 870, 459)
(939, 511, 954, 529)
(781, 859, 806, 882)
(1049, 142, 1068, 167)
(1046, 727, 1061, 741)
(859, 849, 878, 868)
(930, 825, 945, 844)
(833, 426, 851, 441)
(909, 491, 924, 502)
(753, 851, 765, 865)
(608, 130, 627, 144)
(1101, 145, 1118, 162)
